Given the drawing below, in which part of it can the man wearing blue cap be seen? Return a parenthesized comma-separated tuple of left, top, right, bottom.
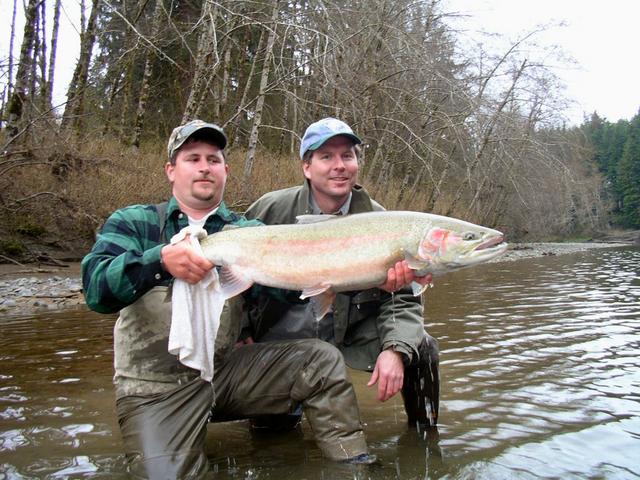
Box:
(82, 119, 384, 478)
(240, 118, 440, 430)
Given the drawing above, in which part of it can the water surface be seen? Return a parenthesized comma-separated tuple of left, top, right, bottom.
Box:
(1, 246, 639, 478)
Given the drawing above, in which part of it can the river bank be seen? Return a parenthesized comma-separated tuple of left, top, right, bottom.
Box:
(0, 241, 635, 316)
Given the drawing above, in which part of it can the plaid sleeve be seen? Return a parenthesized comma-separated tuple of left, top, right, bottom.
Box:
(81, 205, 171, 314)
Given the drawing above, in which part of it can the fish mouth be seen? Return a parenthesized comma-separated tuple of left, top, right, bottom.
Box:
(476, 235, 505, 251)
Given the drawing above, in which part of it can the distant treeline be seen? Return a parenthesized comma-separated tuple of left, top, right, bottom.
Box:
(582, 113, 640, 228)
(0, 0, 638, 261)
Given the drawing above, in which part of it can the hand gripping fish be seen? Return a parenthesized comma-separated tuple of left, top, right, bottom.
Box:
(199, 210, 508, 319)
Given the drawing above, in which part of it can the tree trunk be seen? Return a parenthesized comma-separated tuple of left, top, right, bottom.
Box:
(182, 1, 219, 123)
(36, 0, 48, 113)
(29, 2, 41, 113)
(243, 0, 280, 186)
(61, 0, 101, 131)
(4, 0, 39, 139)
(131, 0, 164, 147)
(5, 0, 18, 108)
(45, 0, 62, 109)
(229, 28, 266, 147)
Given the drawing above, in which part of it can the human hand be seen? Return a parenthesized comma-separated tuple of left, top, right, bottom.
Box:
(367, 349, 405, 402)
(379, 260, 433, 293)
(235, 336, 255, 348)
(161, 237, 214, 284)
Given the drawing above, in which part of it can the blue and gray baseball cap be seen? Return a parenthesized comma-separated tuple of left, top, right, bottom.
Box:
(299, 117, 362, 159)
(167, 119, 227, 160)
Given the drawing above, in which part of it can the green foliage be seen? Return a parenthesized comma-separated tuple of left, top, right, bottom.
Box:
(615, 114, 640, 227)
(582, 110, 640, 227)
(15, 221, 46, 237)
(0, 239, 26, 257)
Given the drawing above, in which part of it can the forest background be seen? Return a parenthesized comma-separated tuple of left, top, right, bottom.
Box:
(1, 0, 639, 263)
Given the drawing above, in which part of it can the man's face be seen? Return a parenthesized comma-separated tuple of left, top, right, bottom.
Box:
(303, 135, 358, 206)
(165, 140, 228, 211)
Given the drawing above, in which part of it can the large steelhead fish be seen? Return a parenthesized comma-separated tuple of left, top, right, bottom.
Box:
(199, 211, 507, 318)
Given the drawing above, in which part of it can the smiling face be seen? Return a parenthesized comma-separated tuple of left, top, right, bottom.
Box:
(303, 135, 359, 213)
(165, 140, 228, 218)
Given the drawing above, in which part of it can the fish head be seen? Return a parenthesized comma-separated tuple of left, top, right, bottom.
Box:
(416, 220, 508, 274)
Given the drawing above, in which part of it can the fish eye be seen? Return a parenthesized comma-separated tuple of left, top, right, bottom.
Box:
(463, 232, 477, 241)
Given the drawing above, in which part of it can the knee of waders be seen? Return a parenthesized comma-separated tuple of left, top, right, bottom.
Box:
(301, 338, 344, 366)
(291, 339, 349, 399)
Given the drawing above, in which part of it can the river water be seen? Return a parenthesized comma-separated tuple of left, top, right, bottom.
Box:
(1, 246, 639, 479)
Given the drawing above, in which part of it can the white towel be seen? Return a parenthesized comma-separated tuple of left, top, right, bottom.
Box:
(167, 226, 225, 382)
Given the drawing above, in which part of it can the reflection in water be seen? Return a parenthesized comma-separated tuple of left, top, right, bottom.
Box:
(1, 247, 639, 478)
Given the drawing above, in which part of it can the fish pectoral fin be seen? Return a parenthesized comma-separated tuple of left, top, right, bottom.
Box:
(404, 251, 431, 271)
(411, 280, 432, 296)
(405, 252, 434, 296)
(218, 266, 253, 299)
(300, 283, 332, 299)
(309, 292, 336, 320)
(300, 284, 335, 320)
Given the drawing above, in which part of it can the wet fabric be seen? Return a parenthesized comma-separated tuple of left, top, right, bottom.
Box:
(116, 339, 368, 478)
(401, 334, 440, 426)
(116, 379, 214, 479)
(251, 333, 441, 431)
(168, 225, 223, 382)
(113, 286, 201, 398)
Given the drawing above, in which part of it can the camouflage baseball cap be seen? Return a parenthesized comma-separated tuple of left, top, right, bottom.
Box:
(167, 119, 227, 160)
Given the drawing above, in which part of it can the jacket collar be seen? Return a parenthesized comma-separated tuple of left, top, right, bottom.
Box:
(167, 196, 235, 223)
(297, 179, 375, 216)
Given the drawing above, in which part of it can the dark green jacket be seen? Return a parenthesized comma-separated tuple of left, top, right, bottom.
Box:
(243, 181, 426, 371)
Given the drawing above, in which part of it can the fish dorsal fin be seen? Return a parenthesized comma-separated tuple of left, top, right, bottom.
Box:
(217, 266, 253, 299)
(295, 214, 337, 224)
(221, 224, 240, 231)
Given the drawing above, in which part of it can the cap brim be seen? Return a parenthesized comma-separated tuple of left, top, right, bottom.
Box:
(188, 126, 227, 149)
(309, 133, 362, 151)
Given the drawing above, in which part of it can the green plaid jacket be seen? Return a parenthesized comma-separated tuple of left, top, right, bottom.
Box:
(81, 197, 260, 314)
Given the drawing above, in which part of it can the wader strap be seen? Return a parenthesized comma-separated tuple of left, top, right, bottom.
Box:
(155, 201, 169, 242)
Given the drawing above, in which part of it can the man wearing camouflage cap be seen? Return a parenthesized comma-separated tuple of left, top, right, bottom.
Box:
(82, 119, 386, 478)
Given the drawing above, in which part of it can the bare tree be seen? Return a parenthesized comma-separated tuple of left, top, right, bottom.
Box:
(131, 0, 165, 147)
(4, 0, 39, 139)
(182, 0, 220, 123)
(61, 0, 101, 131)
(243, 0, 280, 186)
(44, 0, 62, 109)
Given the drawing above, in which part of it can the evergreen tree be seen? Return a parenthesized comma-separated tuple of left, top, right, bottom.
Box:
(616, 113, 640, 227)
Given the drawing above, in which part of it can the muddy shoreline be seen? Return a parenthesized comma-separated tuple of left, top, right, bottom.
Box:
(0, 241, 635, 316)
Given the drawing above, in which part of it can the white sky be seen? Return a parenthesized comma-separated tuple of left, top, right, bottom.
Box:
(1, 0, 82, 114)
(443, 0, 640, 124)
(1, 0, 639, 125)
